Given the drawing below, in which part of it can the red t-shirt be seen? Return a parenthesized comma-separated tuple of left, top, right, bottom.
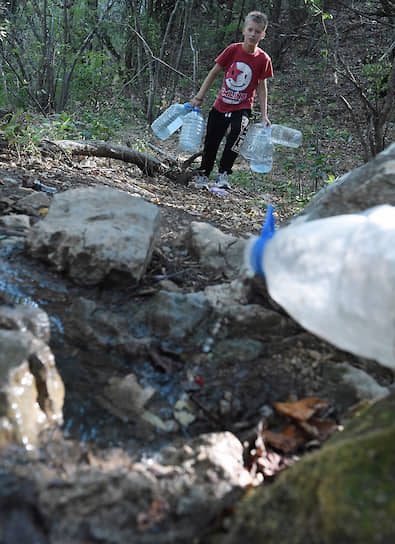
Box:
(213, 43, 273, 113)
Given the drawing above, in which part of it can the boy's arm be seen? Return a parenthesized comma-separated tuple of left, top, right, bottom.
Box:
(190, 63, 223, 108)
(257, 79, 271, 126)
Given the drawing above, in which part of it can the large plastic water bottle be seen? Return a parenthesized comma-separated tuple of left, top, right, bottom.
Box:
(178, 108, 205, 152)
(271, 124, 302, 148)
(240, 123, 271, 160)
(240, 123, 273, 173)
(244, 204, 395, 370)
(250, 139, 274, 173)
(151, 103, 190, 140)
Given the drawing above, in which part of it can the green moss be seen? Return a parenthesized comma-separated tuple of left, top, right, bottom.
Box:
(223, 392, 395, 544)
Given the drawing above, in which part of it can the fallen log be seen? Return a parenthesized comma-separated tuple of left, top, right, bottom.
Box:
(43, 139, 164, 177)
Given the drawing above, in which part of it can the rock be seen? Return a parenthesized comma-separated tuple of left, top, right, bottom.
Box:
(156, 431, 252, 516)
(332, 362, 390, 401)
(26, 186, 160, 286)
(139, 290, 212, 340)
(37, 432, 250, 543)
(99, 373, 156, 421)
(293, 143, 395, 224)
(0, 304, 51, 343)
(0, 475, 49, 544)
(222, 391, 395, 544)
(39, 465, 165, 543)
(211, 338, 265, 362)
(0, 328, 64, 450)
(0, 214, 31, 230)
(15, 191, 52, 216)
(185, 221, 246, 277)
(204, 279, 250, 307)
(157, 278, 182, 292)
(65, 296, 151, 355)
(0, 305, 64, 450)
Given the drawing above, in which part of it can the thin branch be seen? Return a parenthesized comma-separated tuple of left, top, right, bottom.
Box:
(339, 95, 369, 160)
(335, 58, 376, 115)
(127, 25, 193, 82)
(148, 143, 179, 166)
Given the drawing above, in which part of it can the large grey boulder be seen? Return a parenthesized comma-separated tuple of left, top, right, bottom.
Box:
(293, 142, 395, 223)
(26, 186, 160, 286)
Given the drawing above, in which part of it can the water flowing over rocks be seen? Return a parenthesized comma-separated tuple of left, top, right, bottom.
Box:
(0, 306, 64, 450)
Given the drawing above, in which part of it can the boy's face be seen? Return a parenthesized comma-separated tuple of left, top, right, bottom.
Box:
(242, 21, 266, 47)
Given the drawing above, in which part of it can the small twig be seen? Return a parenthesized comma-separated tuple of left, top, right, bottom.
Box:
(148, 143, 179, 166)
(146, 346, 174, 373)
(0, 228, 27, 237)
(379, 41, 395, 62)
(190, 393, 223, 427)
(181, 152, 202, 170)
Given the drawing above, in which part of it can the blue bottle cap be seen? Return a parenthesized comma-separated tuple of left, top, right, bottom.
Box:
(184, 103, 201, 113)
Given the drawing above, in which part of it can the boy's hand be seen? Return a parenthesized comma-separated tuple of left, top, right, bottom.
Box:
(262, 115, 271, 126)
(191, 96, 203, 109)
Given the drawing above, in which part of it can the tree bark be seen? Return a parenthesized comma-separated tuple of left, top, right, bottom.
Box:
(44, 139, 163, 177)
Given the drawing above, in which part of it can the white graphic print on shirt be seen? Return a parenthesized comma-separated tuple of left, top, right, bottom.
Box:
(221, 61, 252, 105)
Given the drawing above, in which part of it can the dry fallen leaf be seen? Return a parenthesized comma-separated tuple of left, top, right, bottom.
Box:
(261, 428, 301, 454)
(273, 397, 329, 422)
(298, 417, 338, 441)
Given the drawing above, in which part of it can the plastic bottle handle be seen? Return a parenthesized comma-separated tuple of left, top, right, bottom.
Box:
(185, 103, 201, 113)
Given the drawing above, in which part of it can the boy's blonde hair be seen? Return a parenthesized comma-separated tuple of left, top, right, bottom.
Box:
(244, 11, 268, 30)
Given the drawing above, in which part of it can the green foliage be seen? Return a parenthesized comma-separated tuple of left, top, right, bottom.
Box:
(1, 111, 45, 156)
(70, 51, 113, 103)
(231, 168, 257, 188)
(362, 59, 392, 103)
(0, 99, 146, 157)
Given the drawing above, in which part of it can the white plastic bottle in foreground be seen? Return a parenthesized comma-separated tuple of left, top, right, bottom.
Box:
(271, 124, 302, 148)
(178, 108, 205, 152)
(151, 103, 189, 140)
(244, 204, 395, 370)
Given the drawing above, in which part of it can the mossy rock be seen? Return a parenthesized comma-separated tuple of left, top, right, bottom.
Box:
(221, 391, 395, 544)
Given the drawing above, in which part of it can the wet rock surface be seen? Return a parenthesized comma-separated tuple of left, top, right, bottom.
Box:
(0, 307, 64, 450)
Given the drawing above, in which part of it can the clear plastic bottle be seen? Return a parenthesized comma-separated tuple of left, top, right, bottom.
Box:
(244, 204, 395, 369)
(178, 108, 205, 152)
(271, 124, 302, 148)
(250, 139, 274, 173)
(151, 103, 189, 140)
(240, 123, 272, 160)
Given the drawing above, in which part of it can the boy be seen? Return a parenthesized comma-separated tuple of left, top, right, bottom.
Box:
(190, 11, 273, 189)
